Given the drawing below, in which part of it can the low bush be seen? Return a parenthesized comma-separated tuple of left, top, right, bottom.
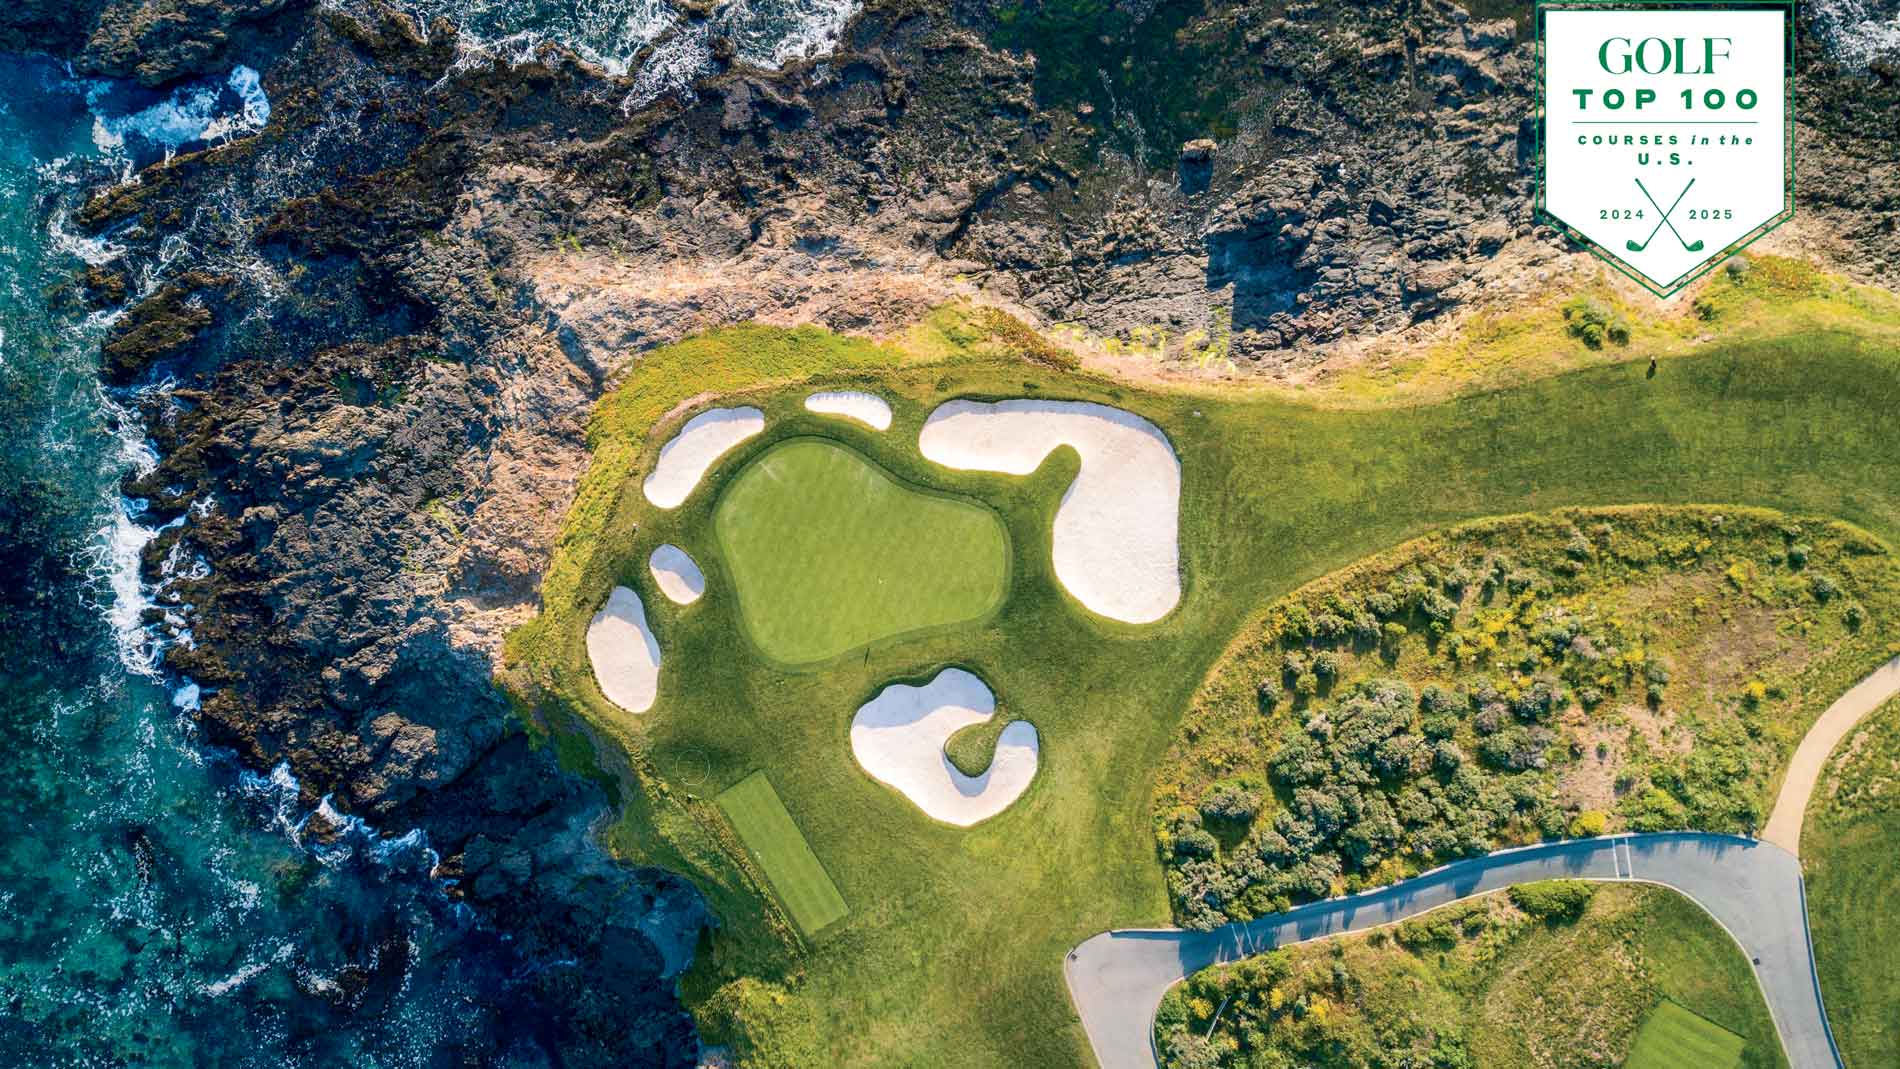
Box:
(1508, 880, 1597, 922)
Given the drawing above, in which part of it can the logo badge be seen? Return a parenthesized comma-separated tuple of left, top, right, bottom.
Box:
(1537, 2, 1793, 296)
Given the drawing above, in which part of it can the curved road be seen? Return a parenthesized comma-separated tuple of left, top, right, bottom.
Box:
(1068, 656, 1900, 1069)
(1067, 834, 1833, 1068)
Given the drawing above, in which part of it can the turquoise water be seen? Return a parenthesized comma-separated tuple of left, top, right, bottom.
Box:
(0, 55, 624, 1068)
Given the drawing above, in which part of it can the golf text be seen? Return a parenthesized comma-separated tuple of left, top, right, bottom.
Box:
(1538, 3, 1790, 296)
(1571, 36, 1762, 114)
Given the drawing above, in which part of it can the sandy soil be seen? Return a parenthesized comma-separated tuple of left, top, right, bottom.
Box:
(585, 585, 662, 713)
(642, 407, 765, 509)
(917, 399, 1181, 624)
(804, 390, 892, 430)
(849, 667, 1038, 827)
(648, 543, 705, 605)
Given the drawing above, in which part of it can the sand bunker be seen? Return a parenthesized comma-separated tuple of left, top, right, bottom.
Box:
(804, 390, 892, 431)
(849, 668, 1038, 827)
(643, 406, 766, 509)
(648, 544, 705, 605)
(586, 586, 662, 713)
(918, 399, 1180, 623)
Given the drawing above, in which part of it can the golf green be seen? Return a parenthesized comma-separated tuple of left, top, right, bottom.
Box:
(712, 436, 1010, 665)
(1625, 1000, 1748, 1069)
(716, 772, 849, 938)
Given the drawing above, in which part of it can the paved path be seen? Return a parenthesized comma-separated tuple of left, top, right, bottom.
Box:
(1762, 656, 1900, 855)
(1066, 833, 1840, 1069)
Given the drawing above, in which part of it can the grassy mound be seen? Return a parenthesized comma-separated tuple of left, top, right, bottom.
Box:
(1152, 508, 1900, 928)
(1804, 695, 1900, 1069)
(503, 307, 1900, 1069)
(714, 437, 1009, 666)
(1155, 883, 1785, 1069)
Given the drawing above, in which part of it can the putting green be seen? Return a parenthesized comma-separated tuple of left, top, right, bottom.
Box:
(712, 436, 1010, 665)
(1625, 999, 1747, 1069)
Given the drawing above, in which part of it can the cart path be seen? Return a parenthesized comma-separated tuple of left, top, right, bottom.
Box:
(1762, 655, 1900, 855)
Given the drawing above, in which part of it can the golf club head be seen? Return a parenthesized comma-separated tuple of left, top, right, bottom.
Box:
(1626, 240, 1647, 252)
(1685, 241, 1705, 252)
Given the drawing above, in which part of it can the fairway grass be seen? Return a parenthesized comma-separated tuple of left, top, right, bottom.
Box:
(715, 772, 849, 938)
(714, 437, 1011, 666)
(1626, 1000, 1748, 1069)
(504, 314, 1900, 1069)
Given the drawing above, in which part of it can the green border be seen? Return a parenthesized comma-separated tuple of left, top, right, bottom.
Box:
(709, 433, 1017, 673)
(1534, 0, 1796, 297)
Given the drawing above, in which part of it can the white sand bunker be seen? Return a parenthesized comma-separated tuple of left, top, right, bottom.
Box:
(642, 406, 766, 509)
(849, 668, 1038, 827)
(586, 586, 662, 713)
(648, 544, 705, 605)
(918, 399, 1181, 623)
(804, 390, 893, 431)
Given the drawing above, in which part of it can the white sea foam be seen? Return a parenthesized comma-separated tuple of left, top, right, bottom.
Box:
(341, 0, 862, 108)
(717, 0, 863, 69)
(1809, 0, 1900, 71)
(88, 66, 272, 154)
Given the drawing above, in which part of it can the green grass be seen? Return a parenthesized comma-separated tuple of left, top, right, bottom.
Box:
(715, 772, 850, 938)
(1157, 884, 1781, 1069)
(713, 436, 1010, 666)
(1804, 696, 1900, 1069)
(505, 312, 1900, 1069)
(1626, 1000, 1748, 1069)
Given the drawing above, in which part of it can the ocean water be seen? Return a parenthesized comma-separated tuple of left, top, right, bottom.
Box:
(0, 38, 685, 1069)
(1, 0, 868, 1059)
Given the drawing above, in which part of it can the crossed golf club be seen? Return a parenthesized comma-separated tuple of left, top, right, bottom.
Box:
(1627, 177, 1704, 254)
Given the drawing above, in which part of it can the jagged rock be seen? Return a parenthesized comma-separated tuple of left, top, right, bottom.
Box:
(1179, 138, 1218, 161)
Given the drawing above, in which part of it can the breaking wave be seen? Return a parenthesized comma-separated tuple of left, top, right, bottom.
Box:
(336, 0, 861, 96)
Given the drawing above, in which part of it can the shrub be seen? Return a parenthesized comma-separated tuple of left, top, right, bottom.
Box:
(1257, 678, 1283, 710)
(1568, 810, 1608, 837)
(1382, 621, 1408, 649)
(1172, 826, 1219, 860)
(1561, 296, 1632, 349)
(1351, 611, 1381, 642)
(1508, 879, 1597, 921)
(1811, 573, 1841, 602)
(1845, 600, 1866, 630)
(1478, 726, 1553, 771)
(1201, 783, 1264, 825)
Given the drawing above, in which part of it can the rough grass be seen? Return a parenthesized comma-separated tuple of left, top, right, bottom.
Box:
(1804, 695, 1900, 1069)
(1625, 1000, 1748, 1069)
(1156, 884, 1783, 1069)
(1151, 508, 1900, 926)
(715, 772, 849, 938)
(504, 311, 1900, 1069)
(1315, 255, 1900, 407)
(713, 436, 1010, 666)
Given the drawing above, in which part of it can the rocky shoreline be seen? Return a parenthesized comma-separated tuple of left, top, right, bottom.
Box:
(7, 0, 1896, 1063)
